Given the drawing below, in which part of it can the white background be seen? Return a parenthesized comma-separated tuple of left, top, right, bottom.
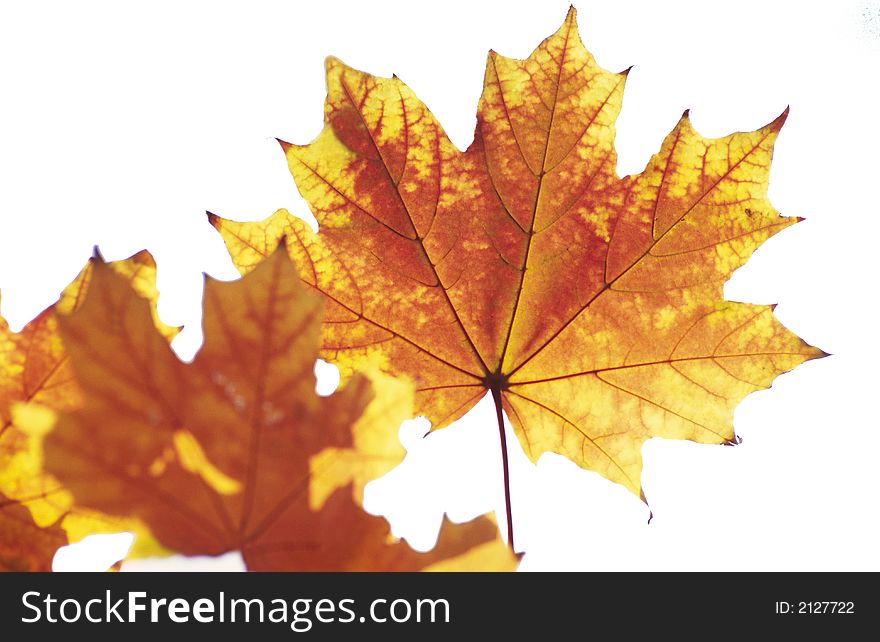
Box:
(1, 0, 879, 571)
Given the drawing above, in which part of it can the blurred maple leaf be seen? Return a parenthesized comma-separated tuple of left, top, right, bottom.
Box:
(0, 251, 174, 559)
(41, 246, 514, 570)
(211, 7, 825, 548)
(0, 491, 66, 572)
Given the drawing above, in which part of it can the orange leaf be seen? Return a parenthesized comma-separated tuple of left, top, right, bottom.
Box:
(0, 491, 65, 572)
(211, 7, 825, 507)
(0, 251, 173, 527)
(44, 246, 513, 570)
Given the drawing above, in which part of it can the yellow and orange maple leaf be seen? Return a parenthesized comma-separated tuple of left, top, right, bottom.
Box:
(211, 7, 825, 547)
(0, 251, 176, 549)
(41, 246, 515, 570)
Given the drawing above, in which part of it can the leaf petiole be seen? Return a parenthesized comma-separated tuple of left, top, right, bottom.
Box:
(490, 386, 515, 553)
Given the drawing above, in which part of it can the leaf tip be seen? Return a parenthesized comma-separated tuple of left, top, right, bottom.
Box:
(620, 64, 634, 77)
(91, 245, 106, 264)
(276, 138, 293, 153)
(723, 434, 743, 446)
(129, 249, 158, 269)
(324, 56, 344, 75)
(768, 106, 790, 131)
(206, 211, 221, 229)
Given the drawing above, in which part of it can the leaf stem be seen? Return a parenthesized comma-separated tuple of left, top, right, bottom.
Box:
(490, 386, 515, 552)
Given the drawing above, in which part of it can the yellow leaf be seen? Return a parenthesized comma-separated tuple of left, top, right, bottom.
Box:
(211, 8, 825, 543)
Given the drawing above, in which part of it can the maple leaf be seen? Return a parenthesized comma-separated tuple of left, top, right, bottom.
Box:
(0, 251, 174, 531)
(42, 245, 514, 570)
(0, 250, 169, 431)
(0, 491, 66, 571)
(210, 7, 825, 547)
